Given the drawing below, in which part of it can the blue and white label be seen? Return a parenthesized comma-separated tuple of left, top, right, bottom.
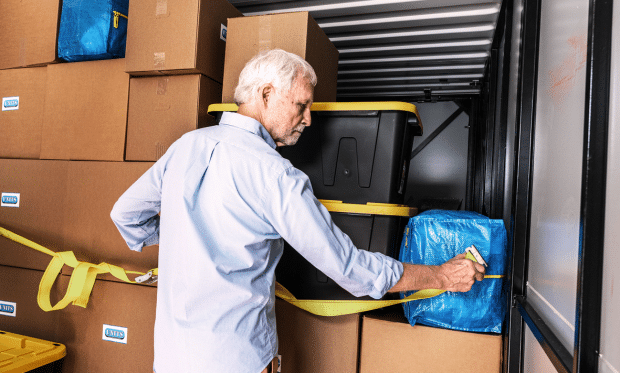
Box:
(2, 97, 19, 111)
(102, 324, 128, 344)
(0, 301, 16, 317)
(220, 24, 227, 41)
(1, 193, 20, 207)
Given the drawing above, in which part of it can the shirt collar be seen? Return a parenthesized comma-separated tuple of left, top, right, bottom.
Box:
(220, 112, 277, 150)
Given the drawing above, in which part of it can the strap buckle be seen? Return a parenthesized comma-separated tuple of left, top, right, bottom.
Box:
(135, 270, 158, 284)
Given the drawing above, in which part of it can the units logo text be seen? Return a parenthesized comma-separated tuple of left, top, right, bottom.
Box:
(2, 97, 19, 111)
(0, 301, 16, 317)
(102, 324, 128, 344)
(1, 193, 20, 207)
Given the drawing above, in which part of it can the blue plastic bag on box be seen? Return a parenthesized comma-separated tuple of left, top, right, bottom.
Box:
(58, 0, 129, 62)
(399, 210, 508, 333)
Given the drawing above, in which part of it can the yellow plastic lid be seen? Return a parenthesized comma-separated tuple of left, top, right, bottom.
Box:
(319, 199, 417, 217)
(0, 331, 66, 373)
(210, 101, 419, 117)
(208, 102, 422, 132)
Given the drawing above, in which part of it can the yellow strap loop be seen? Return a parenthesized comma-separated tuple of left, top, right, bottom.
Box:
(0, 227, 155, 312)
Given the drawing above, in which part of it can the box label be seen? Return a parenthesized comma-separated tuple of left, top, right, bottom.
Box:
(0, 301, 16, 317)
(220, 24, 227, 42)
(1, 193, 20, 207)
(102, 324, 128, 344)
(2, 96, 19, 111)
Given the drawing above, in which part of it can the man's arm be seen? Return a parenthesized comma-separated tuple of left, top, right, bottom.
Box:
(388, 253, 486, 293)
(110, 152, 170, 252)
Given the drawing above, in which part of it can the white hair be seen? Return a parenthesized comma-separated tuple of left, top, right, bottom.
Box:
(233, 49, 317, 105)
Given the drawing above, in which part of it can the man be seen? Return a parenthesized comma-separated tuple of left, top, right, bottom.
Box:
(111, 49, 485, 373)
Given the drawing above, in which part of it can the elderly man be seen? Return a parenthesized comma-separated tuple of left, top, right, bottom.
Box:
(111, 49, 485, 373)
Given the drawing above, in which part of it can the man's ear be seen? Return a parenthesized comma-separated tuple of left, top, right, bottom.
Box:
(261, 84, 274, 107)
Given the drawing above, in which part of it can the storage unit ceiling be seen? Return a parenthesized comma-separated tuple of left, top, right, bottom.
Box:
(230, 0, 502, 102)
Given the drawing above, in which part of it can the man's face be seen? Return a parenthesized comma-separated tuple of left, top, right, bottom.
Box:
(263, 75, 314, 147)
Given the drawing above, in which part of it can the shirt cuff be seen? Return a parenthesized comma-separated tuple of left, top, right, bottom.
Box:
(369, 257, 404, 299)
(130, 231, 159, 252)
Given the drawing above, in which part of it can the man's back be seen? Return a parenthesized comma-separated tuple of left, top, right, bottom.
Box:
(114, 113, 288, 372)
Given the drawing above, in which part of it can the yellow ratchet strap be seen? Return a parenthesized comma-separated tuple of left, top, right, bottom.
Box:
(278, 251, 503, 316)
(0, 226, 501, 316)
(0, 227, 157, 312)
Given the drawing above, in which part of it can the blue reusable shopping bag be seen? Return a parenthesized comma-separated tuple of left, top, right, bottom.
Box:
(57, 0, 129, 62)
(399, 210, 508, 333)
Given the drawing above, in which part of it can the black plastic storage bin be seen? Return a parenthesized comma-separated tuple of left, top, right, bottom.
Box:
(0, 330, 66, 372)
(275, 200, 417, 300)
(207, 102, 423, 204)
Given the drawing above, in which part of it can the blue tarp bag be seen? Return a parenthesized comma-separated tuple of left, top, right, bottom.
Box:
(58, 0, 129, 62)
(399, 210, 508, 333)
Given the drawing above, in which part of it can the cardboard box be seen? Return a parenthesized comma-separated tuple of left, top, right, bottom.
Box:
(0, 266, 62, 343)
(0, 67, 47, 158)
(124, 0, 242, 81)
(222, 12, 339, 103)
(0, 160, 69, 271)
(60, 161, 158, 284)
(40, 59, 130, 161)
(276, 299, 360, 373)
(359, 313, 503, 373)
(0, 0, 60, 70)
(125, 74, 221, 161)
(55, 276, 157, 373)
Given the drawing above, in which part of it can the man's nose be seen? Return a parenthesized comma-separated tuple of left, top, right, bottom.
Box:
(303, 107, 312, 127)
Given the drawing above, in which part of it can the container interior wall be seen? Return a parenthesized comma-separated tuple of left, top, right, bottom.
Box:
(405, 101, 470, 211)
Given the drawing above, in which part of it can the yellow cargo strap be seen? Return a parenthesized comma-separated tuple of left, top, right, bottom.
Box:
(276, 249, 503, 316)
(0, 226, 502, 316)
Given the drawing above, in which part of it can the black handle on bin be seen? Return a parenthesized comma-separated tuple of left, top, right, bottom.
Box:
(408, 114, 422, 136)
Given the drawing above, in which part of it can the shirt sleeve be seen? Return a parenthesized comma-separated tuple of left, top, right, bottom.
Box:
(110, 149, 171, 252)
(263, 166, 404, 299)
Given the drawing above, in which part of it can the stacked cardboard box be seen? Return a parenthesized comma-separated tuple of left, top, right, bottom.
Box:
(123, 0, 242, 161)
(0, 68, 47, 159)
(275, 299, 361, 373)
(275, 302, 503, 373)
(359, 312, 503, 373)
(222, 12, 339, 103)
(0, 0, 61, 70)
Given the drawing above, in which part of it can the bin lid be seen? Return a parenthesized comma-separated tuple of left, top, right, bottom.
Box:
(208, 102, 422, 133)
(319, 199, 417, 217)
(0, 331, 66, 373)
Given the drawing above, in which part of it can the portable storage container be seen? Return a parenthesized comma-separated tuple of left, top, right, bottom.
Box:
(209, 102, 422, 205)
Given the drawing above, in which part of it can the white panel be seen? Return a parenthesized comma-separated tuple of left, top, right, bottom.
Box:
(599, 1, 620, 372)
(528, 0, 590, 352)
(405, 101, 469, 208)
(523, 327, 560, 373)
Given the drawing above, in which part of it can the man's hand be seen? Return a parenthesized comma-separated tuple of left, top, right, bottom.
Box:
(434, 253, 486, 292)
(388, 253, 486, 293)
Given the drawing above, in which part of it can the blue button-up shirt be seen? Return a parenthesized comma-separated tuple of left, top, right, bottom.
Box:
(110, 112, 404, 373)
